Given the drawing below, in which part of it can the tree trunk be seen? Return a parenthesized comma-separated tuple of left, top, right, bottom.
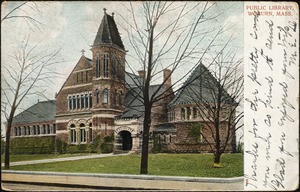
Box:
(214, 152, 222, 167)
(4, 120, 12, 169)
(140, 109, 151, 174)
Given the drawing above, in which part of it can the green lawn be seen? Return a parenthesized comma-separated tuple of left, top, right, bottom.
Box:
(9, 153, 243, 178)
(1, 153, 92, 164)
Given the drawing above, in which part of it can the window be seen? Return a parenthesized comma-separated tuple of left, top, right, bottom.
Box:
(47, 124, 50, 134)
(85, 94, 88, 108)
(193, 107, 197, 119)
(43, 125, 46, 134)
(89, 93, 92, 108)
(53, 124, 56, 134)
(170, 135, 172, 143)
(86, 71, 89, 81)
(80, 124, 86, 143)
(112, 54, 116, 78)
(81, 72, 84, 82)
(14, 127, 17, 136)
(77, 95, 80, 109)
(198, 126, 203, 142)
(81, 94, 84, 108)
(70, 124, 76, 143)
(103, 89, 108, 104)
(104, 52, 109, 77)
(68, 96, 72, 110)
(37, 125, 40, 135)
(96, 52, 100, 78)
(72, 96, 76, 110)
(181, 108, 185, 120)
(27, 126, 31, 135)
(89, 123, 93, 143)
(95, 89, 100, 104)
(24, 126, 27, 135)
(18, 127, 21, 136)
(187, 107, 191, 120)
(33, 126, 36, 135)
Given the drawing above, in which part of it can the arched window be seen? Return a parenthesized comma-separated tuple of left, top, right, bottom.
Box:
(72, 96, 76, 110)
(14, 127, 17, 136)
(103, 89, 109, 104)
(95, 89, 100, 104)
(89, 93, 92, 108)
(36, 125, 40, 135)
(104, 52, 109, 78)
(81, 94, 84, 108)
(80, 123, 86, 143)
(112, 54, 116, 78)
(33, 126, 36, 135)
(70, 124, 76, 143)
(96, 52, 100, 78)
(68, 96, 72, 110)
(85, 94, 88, 108)
(27, 126, 31, 135)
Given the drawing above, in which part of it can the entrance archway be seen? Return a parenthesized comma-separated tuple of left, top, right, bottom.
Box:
(119, 131, 132, 150)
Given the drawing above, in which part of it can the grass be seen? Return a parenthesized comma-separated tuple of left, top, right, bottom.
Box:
(8, 153, 243, 178)
(1, 153, 93, 164)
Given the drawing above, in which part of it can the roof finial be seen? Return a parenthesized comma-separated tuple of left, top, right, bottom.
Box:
(112, 12, 115, 18)
(81, 49, 85, 56)
(103, 8, 107, 14)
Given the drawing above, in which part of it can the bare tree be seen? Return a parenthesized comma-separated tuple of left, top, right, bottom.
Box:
(1, 34, 61, 168)
(1, 1, 45, 31)
(118, 1, 236, 174)
(186, 52, 244, 167)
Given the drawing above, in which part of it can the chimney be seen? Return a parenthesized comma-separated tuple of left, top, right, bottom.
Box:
(137, 70, 146, 79)
(163, 68, 172, 86)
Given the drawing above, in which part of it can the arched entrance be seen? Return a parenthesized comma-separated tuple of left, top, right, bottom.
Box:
(119, 131, 132, 150)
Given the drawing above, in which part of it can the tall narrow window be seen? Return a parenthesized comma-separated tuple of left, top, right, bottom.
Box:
(28, 126, 31, 135)
(103, 89, 108, 104)
(33, 126, 36, 135)
(72, 96, 76, 110)
(53, 124, 56, 134)
(96, 52, 100, 78)
(70, 124, 76, 143)
(77, 95, 80, 109)
(104, 52, 109, 78)
(69, 96, 72, 110)
(89, 123, 93, 143)
(80, 124, 86, 143)
(95, 89, 100, 104)
(85, 94, 88, 108)
(89, 93, 92, 108)
(181, 108, 185, 120)
(37, 125, 40, 135)
(81, 94, 84, 108)
(112, 54, 116, 78)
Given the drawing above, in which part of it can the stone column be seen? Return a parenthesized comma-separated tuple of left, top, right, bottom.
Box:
(85, 126, 89, 143)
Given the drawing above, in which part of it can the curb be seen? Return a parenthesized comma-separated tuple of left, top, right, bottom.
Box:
(2, 170, 244, 183)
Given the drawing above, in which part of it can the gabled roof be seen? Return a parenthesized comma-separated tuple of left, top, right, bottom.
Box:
(168, 64, 233, 107)
(12, 100, 56, 124)
(119, 84, 166, 119)
(93, 10, 124, 50)
(125, 72, 144, 89)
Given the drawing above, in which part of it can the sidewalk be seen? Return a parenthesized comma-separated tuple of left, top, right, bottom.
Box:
(1, 153, 128, 167)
